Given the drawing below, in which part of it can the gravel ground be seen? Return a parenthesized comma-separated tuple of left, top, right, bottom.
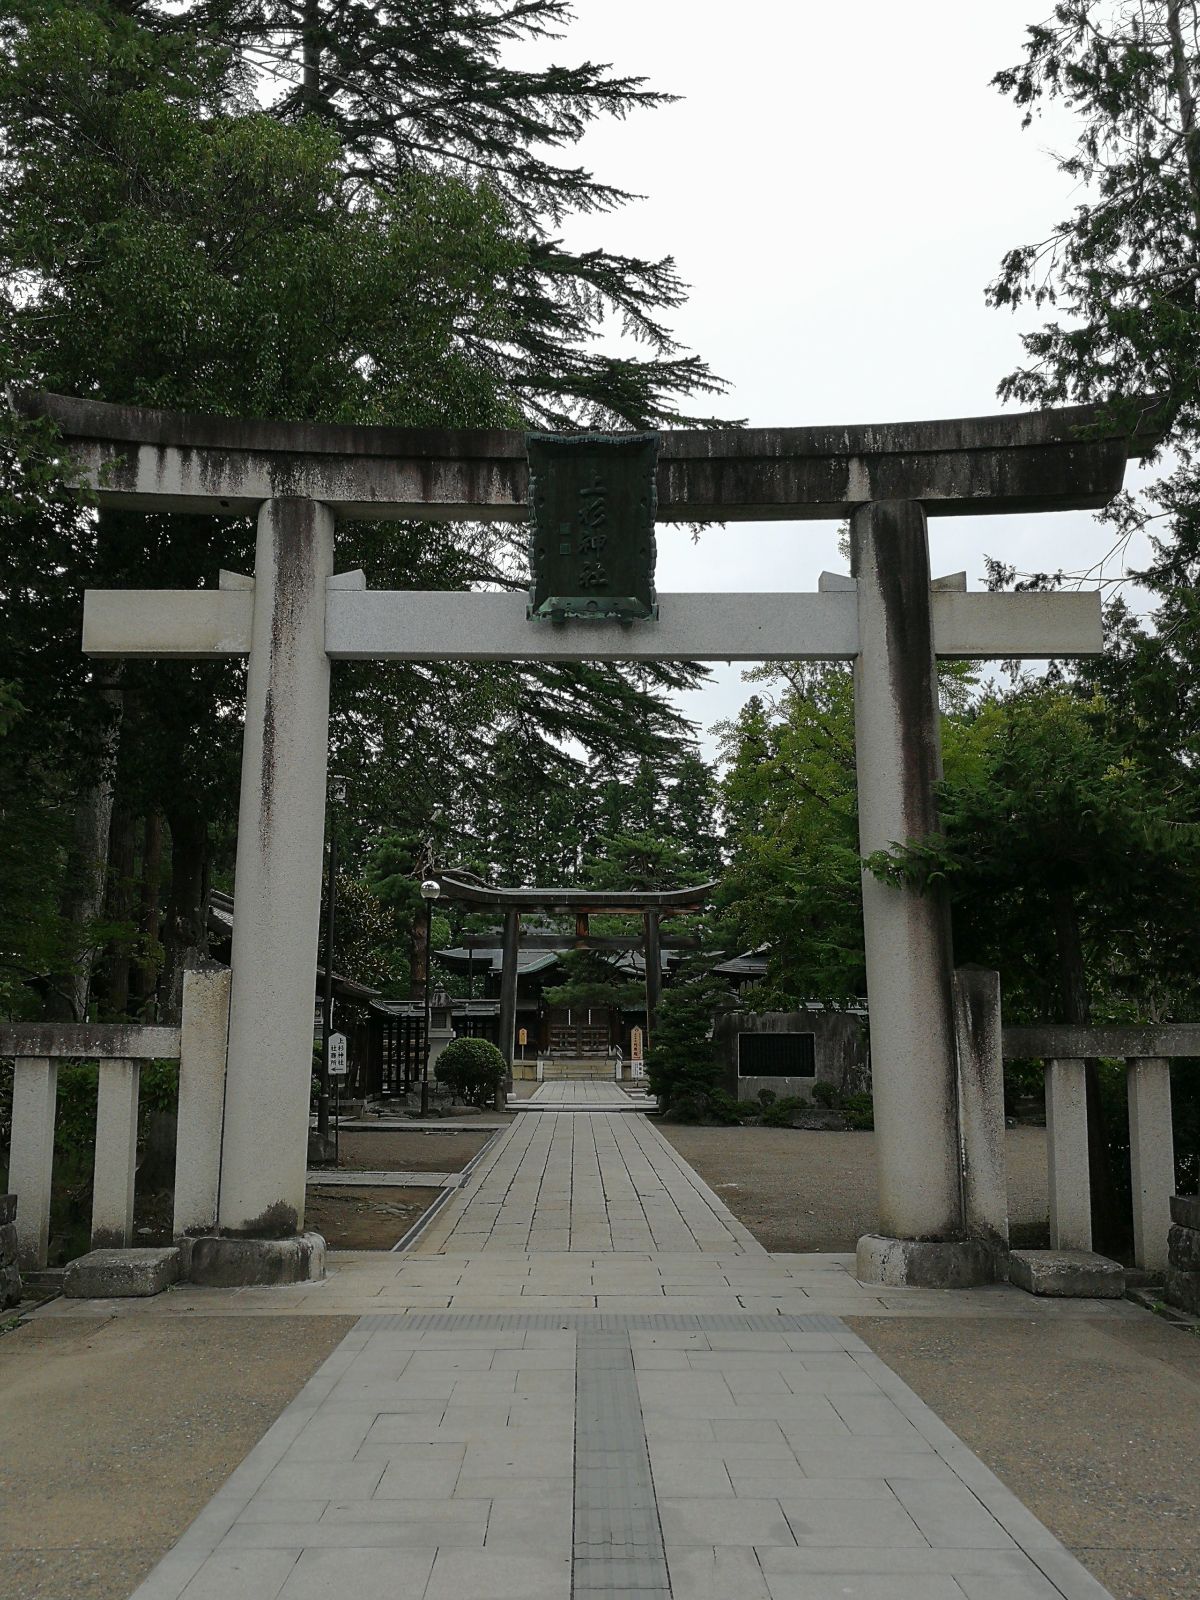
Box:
(0, 1313, 352, 1600)
(657, 1123, 1050, 1253)
(853, 1314, 1200, 1600)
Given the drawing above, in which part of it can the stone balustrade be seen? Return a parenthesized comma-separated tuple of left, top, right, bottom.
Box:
(1, 968, 230, 1269)
(1002, 1025, 1195, 1273)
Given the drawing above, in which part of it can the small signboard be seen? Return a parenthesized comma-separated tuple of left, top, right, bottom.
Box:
(526, 432, 660, 621)
(327, 1032, 348, 1077)
(518, 1027, 528, 1046)
(630, 1026, 645, 1079)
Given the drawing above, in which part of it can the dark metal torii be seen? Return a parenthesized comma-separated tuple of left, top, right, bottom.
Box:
(435, 869, 716, 1071)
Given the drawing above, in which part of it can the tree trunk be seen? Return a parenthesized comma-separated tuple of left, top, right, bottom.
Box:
(1166, 1, 1200, 241)
(103, 805, 137, 1017)
(161, 807, 209, 1023)
(44, 676, 123, 1021)
(1050, 888, 1122, 1251)
(301, 0, 321, 110)
(410, 906, 429, 1001)
(129, 810, 164, 1014)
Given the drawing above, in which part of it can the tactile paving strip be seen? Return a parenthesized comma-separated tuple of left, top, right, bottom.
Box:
(573, 1328, 670, 1596)
(356, 1310, 848, 1333)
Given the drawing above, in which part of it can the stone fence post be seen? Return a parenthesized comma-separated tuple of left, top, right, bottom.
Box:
(8, 1058, 57, 1269)
(952, 968, 1009, 1262)
(173, 966, 233, 1237)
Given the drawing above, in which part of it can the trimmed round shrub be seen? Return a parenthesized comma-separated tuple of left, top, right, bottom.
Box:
(434, 1037, 506, 1107)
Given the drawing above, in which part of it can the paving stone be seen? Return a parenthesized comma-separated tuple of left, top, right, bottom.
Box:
(117, 1105, 1121, 1600)
(424, 1548, 572, 1599)
(278, 1546, 436, 1598)
(658, 1496, 797, 1547)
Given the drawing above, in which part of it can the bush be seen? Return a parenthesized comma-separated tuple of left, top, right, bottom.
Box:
(434, 1037, 505, 1107)
(843, 1091, 874, 1130)
(811, 1080, 842, 1109)
(760, 1095, 805, 1127)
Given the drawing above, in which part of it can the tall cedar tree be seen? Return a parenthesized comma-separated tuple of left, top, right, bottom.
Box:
(0, 2, 713, 1019)
(163, 0, 727, 427)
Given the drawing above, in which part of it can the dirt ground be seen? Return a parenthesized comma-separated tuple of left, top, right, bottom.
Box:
(302, 1184, 446, 1249)
(658, 1123, 1051, 1253)
(304, 1126, 494, 1248)
(0, 1313, 352, 1600)
(853, 1314, 1200, 1600)
(331, 1128, 493, 1171)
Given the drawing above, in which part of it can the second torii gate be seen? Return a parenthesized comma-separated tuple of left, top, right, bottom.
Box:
(30, 391, 1155, 1283)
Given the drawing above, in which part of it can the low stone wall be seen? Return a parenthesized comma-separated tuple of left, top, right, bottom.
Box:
(1165, 1194, 1200, 1314)
(1, 1195, 21, 1308)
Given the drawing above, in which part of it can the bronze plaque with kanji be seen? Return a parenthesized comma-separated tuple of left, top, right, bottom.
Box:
(526, 432, 659, 621)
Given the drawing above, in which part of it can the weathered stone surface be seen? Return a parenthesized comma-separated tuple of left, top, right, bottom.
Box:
(1009, 1248, 1125, 1299)
(856, 1232, 997, 1289)
(24, 388, 1157, 521)
(1167, 1223, 1200, 1273)
(186, 1231, 326, 1288)
(0, 1022, 180, 1059)
(1170, 1193, 1200, 1230)
(63, 1247, 181, 1299)
(0, 1202, 21, 1307)
(1164, 1268, 1200, 1314)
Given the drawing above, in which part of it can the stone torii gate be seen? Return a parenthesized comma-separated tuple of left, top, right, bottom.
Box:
(30, 391, 1155, 1284)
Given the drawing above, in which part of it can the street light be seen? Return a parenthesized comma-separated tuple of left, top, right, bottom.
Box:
(419, 878, 441, 1116)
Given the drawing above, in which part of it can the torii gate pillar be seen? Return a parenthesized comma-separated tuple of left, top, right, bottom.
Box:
(219, 498, 334, 1236)
(852, 501, 961, 1243)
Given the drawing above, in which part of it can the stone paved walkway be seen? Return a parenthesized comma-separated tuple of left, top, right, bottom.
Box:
(45, 1107, 1127, 1600)
(516, 1080, 657, 1111)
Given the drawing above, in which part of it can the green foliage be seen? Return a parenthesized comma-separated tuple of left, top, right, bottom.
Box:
(543, 949, 643, 1012)
(866, 683, 1200, 1024)
(434, 1036, 505, 1108)
(716, 667, 864, 1006)
(842, 1092, 874, 1132)
(703, 1090, 752, 1125)
(810, 1081, 841, 1109)
(47, 1059, 178, 1167)
(645, 963, 737, 1119)
(760, 1095, 805, 1127)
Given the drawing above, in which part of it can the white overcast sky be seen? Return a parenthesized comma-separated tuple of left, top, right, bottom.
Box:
(520, 0, 1157, 757)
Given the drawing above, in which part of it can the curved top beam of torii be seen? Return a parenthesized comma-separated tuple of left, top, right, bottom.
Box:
(21, 389, 1160, 523)
(434, 867, 716, 917)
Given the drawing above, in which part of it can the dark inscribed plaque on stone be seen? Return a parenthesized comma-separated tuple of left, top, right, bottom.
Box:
(738, 1032, 817, 1078)
(526, 432, 659, 621)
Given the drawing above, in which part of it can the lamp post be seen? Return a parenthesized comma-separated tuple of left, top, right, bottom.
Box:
(318, 776, 347, 1144)
(419, 878, 441, 1116)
